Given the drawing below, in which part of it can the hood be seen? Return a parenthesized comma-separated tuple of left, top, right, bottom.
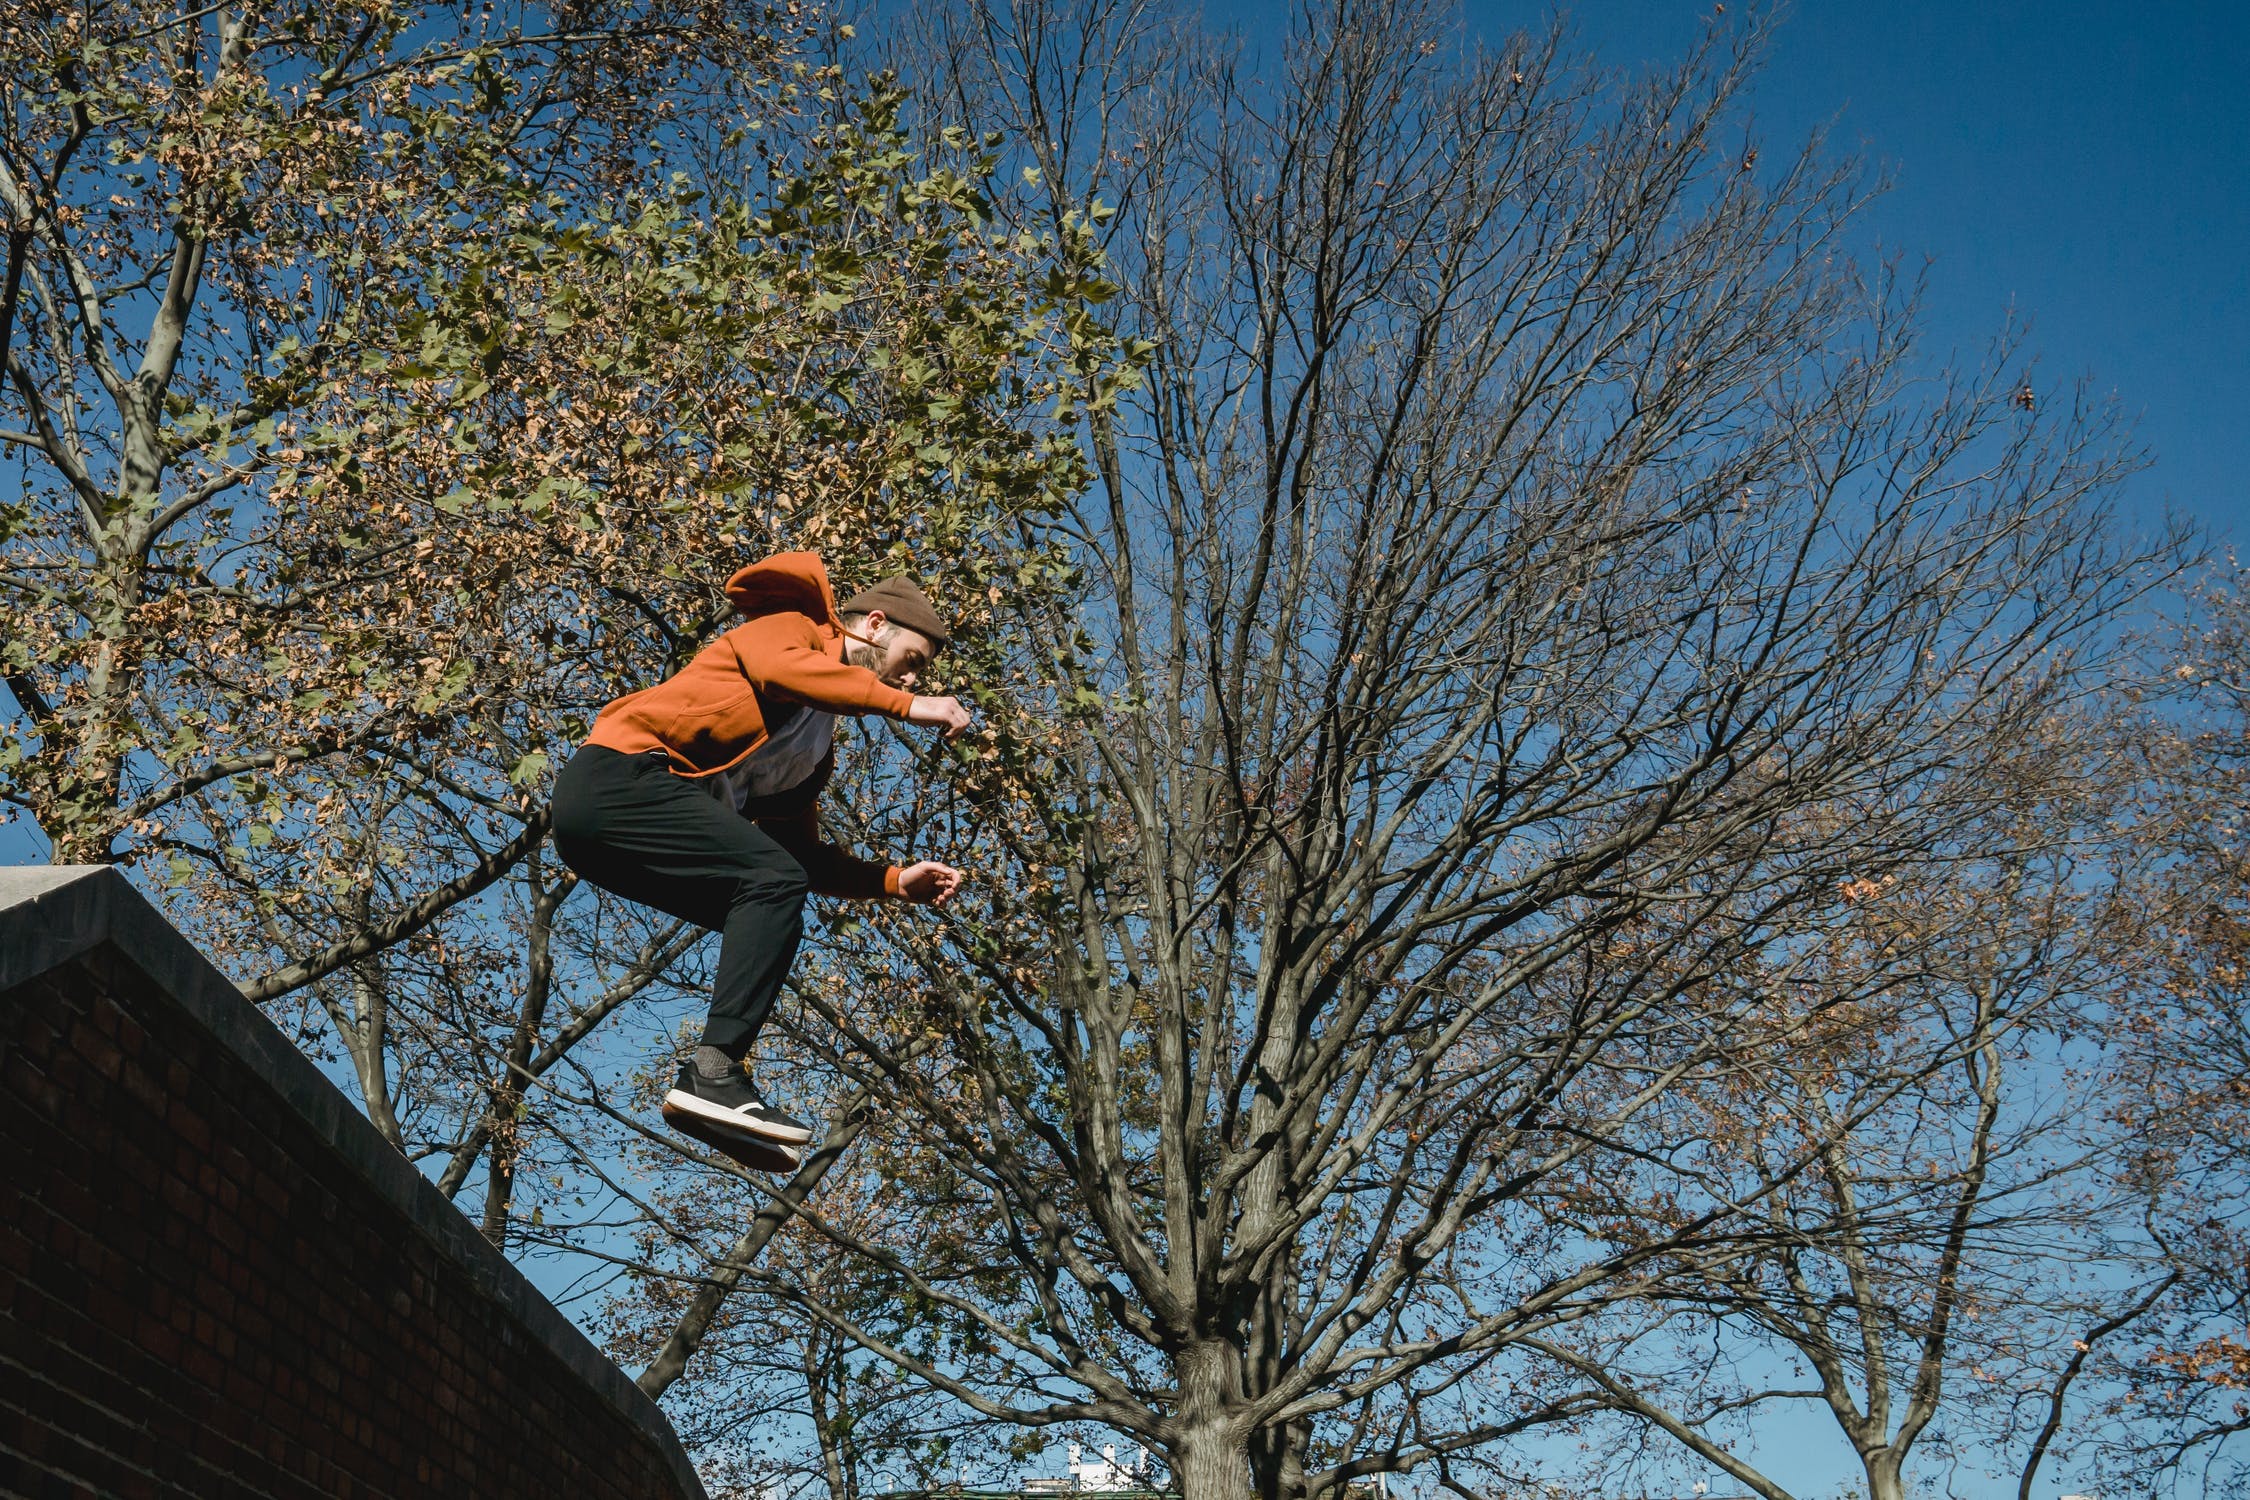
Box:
(723, 551, 840, 626)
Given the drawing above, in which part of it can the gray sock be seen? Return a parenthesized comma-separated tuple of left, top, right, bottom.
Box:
(693, 1044, 744, 1082)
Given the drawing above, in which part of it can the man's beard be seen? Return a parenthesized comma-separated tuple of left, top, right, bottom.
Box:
(845, 635, 895, 684)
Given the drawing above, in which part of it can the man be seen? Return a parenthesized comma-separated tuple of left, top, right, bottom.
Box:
(550, 550, 970, 1169)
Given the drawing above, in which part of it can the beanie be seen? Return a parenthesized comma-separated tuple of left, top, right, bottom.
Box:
(840, 575, 952, 650)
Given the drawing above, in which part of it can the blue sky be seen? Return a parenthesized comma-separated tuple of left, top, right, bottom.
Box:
(1514, 10, 2250, 1489)
(1557, 0, 2249, 546)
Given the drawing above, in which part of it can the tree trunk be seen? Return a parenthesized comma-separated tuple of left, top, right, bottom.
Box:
(480, 867, 566, 1244)
(1863, 1449, 1907, 1500)
(1173, 1343, 1251, 1500)
(1247, 1267, 1310, 1500)
(1248, 1418, 1309, 1500)
(52, 560, 140, 864)
(804, 1335, 854, 1500)
(347, 961, 404, 1150)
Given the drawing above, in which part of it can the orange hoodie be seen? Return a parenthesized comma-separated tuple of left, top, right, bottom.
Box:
(583, 552, 915, 899)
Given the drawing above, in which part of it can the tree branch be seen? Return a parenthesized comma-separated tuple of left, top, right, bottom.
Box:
(240, 810, 551, 1003)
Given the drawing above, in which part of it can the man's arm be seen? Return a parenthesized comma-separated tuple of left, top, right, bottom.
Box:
(760, 804, 900, 901)
(748, 754, 961, 905)
(744, 753, 896, 901)
(729, 614, 916, 718)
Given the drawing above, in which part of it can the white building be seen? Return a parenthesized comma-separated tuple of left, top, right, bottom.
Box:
(1019, 1443, 1155, 1495)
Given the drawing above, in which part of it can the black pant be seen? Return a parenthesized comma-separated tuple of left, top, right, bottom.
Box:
(550, 745, 807, 1053)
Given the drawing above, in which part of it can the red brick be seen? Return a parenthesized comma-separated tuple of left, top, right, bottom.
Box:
(119, 1058, 167, 1116)
(11, 1005, 60, 1061)
(4, 1051, 64, 1120)
(114, 1009, 148, 1059)
(168, 1102, 211, 1153)
(156, 1173, 204, 1227)
(0, 1221, 32, 1275)
(68, 1020, 124, 1080)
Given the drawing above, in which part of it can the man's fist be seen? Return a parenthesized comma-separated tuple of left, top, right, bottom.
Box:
(908, 694, 973, 740)
(897, 861, 964, 906)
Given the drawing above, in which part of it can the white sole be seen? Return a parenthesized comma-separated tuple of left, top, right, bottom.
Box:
(661, 1101, 804, 1173)
(662, 1087, 815, 1146)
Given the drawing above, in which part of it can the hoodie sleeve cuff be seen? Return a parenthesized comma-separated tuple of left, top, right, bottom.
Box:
(883, 865, 903, 898)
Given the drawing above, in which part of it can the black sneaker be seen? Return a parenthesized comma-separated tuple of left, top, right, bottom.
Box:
(661, 1062, 816, 1146)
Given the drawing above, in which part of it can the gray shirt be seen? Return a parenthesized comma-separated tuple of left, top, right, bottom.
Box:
(708, 703, 835, 812)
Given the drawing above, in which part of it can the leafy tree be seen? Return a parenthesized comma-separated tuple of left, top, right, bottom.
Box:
(0, 0, 786, 866)
(0, 2, 1141, 1264)
(2095, 563, 2250, 1497)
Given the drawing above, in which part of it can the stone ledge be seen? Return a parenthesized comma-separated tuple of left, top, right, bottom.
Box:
(0, 863, 708, 1500)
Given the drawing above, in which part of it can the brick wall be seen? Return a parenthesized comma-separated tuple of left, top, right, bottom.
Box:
(0, 867, 705, 1500)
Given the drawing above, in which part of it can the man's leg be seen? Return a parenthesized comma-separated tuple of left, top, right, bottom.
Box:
(552, 745, 810, 1069)
(697, 856, 806, 1062)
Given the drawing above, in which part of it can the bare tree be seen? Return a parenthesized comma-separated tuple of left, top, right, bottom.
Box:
(610, 1082, 1028, 1500)
(601, 3, 2187, 1498)
(1514, 795, 2187, 1500)
(2085, 563, 2250, 1498)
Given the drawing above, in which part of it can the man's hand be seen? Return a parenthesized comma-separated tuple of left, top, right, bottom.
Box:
(897, 861, 964, 906)
(907, 694, 973, 740)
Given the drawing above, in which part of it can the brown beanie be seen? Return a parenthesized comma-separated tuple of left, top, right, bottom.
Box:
(840, 575, 951, 649)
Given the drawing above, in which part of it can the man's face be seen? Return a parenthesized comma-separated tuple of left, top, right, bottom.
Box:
(846, 613, 934, 690)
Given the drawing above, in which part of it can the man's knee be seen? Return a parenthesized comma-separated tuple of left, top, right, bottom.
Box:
(736, 855, 809, 910)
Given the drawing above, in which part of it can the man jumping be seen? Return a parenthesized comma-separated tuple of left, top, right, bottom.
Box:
(550, 550, 969, 1169)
